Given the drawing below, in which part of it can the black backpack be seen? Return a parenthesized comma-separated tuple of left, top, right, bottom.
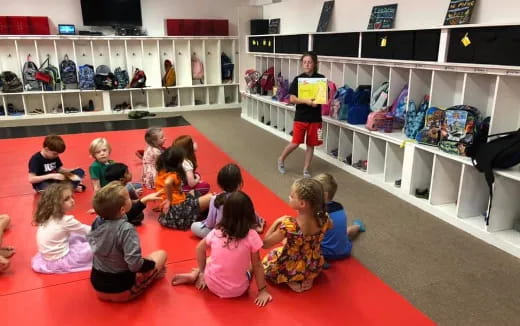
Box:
(0, 71, 23, 93)
(471, 128, 520, 225)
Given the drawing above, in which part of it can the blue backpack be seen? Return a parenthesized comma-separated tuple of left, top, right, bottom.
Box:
(438, 105, 482, 156)
(332, 85, 352, 120)
(346, 85, 371, 124)
(404, 95, 429, 139)
(415, 107, 445, 146)
(274, 73, 289, 102)
(221, 53, 234, 81)
(79, 64, 95, 90)
(390, 84, 408, 121)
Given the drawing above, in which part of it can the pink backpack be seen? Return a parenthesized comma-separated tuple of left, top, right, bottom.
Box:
(366, 111, 387, 131)
(192, 54, 204, 82)
(321, 81, 337, 116)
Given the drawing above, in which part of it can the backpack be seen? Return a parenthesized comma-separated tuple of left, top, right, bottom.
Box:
(404, 95, 430, 139)
(78, 64, 95, 90)
(389, 84, 408, 122)
(471, 128, 520, 225)
(22, 55, 41, 91)
(321, 81, 337, 116)
(415, 107, 445, 146)
(129, 68, 146, 88)
(260, 67, 275, 95)
(114, 67, 129, 89)
(274, 72, 290, 102)
(333, 86, 352, 120)
(59, 55, 78, 89)
(370, 82, 389, 112)
(221, 52, 234, 81)
(38, 58, 60, 91)
(0, 71, 23, 93)
(366, 111, 388, 131)
(244, 69, 261, 94)
(346, 85, 371, 124)
(162, 65, 176, 87)
(438, 105, 482, 156)
(191, 54, 204, 82)
(95, 73, 117, 90)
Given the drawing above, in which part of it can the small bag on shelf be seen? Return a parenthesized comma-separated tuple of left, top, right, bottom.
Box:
(438, 105, 482, 156)
(59, 55, 78, 89)
(0, 71, 23, 93)
(321, 81, 337, 116)
(22, 55, 41, 91)
(191, 54, 204, 84)
(244, 69, 261, 94)
(129, 68, 146, 88)
(221, 53, 234, 82)
(415, 107, 445, 146)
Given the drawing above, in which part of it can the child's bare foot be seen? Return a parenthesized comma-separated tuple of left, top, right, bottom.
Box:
(288, 281, 305, 293)
(301, 279, 314, 291)
(0, 247, 15, 258)
(0, 255, 9, 272)
(0, 214, 10, 231)
(171, 269, 199, 286)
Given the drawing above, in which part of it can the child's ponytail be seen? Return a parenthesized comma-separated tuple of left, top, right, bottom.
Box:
(292, 178, 328, 227)
(214, 163, 243, 209)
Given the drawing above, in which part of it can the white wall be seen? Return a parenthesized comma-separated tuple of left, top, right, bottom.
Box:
(1, 0, 249, 36)
(262, 0, 520, 34)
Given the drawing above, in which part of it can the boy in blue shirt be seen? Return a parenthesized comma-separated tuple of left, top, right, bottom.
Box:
(314, 173, 365, 262)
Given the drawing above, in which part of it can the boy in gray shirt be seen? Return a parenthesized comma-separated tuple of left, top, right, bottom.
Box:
(88, 181, 167, 302)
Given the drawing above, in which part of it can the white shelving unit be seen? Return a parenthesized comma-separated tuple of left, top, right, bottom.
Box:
(0, 36, 240, 120)
(240, 28, 520, 258)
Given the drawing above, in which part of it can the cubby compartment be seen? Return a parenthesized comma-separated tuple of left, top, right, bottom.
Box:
(462, 73, 497, 118)
(110, 91, 131, 112)
(343, 64, 357, 88)
(74, 40, 94, 66)
(147, 89, 164, 108)
(269, 105, 279, 129)
(357, 64, 372, 86)
(179, 88, 193, 106)
(384, 142, 404, 184)
(277, 107, 286, 132)
(208, 86, 221, 105)
(352, 132, 369, 171)
(372, 66, 390, 95)
(91, 40, 110, 68)
(280, 58, 290, 80)
(62, 92, 81, 113)
(330, 62, 343, 85)
(273, 57, 282, 79)
(367, 137, 386, 176)
(224, 85, 238, 104)
(0, 40, 20, 73)
(319, 61, 332, 80)
(205, 40, 220, 85)
(429, 155, 462, 215)
(489, 177, 520, 247)
(109, 40, 128, 71)
(257, 101, 267, 123)
(325, 123, 340, 157)
(24, 94, 45, 115)
(130, 89, 147, 109)
(43, 93, 63, 114)
(285, 110, 295, 135)
(80, 91, 103, 113)
(193, 87, 207, 106)
(163, 88, 179, 107)
(489, 76, 520, 134)
(174, 40, 191, 86)
(430, 70, 464, 108)
(456, 164, 490, 230)
(3, 95, 25, 116)
(159, 39, 175, 83)
(190, 40, 205, 84)
(408, 69, 432, 107)
(142, 40, 161, 88)
(409, 148, 434, 199)
(288, 59, 299, 81)
(338, 128, 354, 164)
(388, 67, 409, 104)
(36, 40, 59, 72)
(125, 40, 143, 73)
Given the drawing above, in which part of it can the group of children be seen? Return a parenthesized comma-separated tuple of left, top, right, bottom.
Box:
(0, 124, 365, 306)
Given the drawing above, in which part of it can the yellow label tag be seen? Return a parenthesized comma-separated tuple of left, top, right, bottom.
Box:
(461, 33, 471, 47)
(252, 40, 256, 45)
(262, 40, 266, 46)
(381, 37, 387, 47)
(268, 40, 272, 47)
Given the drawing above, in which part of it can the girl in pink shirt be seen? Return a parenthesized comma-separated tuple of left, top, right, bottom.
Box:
(172, 191, 272, 306)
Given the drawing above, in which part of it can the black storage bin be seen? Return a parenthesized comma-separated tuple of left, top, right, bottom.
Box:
(362, 32, 393, 59)
(414, 29, 441, 61)
(500, 26, 520, 66)
(250, 19, 269, 35)
(473, 28, 503, 65)
(447, 28, 476, 63)
(391, 31, 415, 60)
(313, 33, 359, 57)
(248, 36, 274, 53)
(275, 34, 308, 54)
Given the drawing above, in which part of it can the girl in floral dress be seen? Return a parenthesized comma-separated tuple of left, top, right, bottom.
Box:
(142, 127, 166, 189)
(262, 178, 332, 292)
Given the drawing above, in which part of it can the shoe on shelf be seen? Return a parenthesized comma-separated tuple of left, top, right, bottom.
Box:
(330, 149, 338, 157)
(394, 179, 402, 187)
(277, 159, 286, 174)
(352, 219, 366, 232)
(0, 105, 5, 116)
(415, 188, 429, 199)
(352, 160, 367, 171)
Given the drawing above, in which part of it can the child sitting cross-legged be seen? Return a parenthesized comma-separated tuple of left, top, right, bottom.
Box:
(88, 182, 167, 302)
(172, 191, 272, 307)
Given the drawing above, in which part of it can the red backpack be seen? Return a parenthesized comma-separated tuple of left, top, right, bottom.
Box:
(130, 68, 146, 88)
(321, 81, 337, 116)
(260, 67, 274, 95)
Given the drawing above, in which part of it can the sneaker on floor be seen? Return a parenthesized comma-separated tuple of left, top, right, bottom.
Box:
(277, 160, 286, 174)
(303, 170, 311, 178)
(352, 219, 366, 232)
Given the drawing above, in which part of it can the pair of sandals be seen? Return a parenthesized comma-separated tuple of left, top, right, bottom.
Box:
(29, 108, 44, 115)
(6, 103, 24, 116)
(113, 102, 131, 111)
(64, 107, 80, 114)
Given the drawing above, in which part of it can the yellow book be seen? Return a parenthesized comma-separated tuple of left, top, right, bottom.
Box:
(298, 78, 328, 105)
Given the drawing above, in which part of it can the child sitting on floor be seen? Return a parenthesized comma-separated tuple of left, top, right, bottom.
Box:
(173, 135, 210, 195)
(172, 191, 272, 307)
(0, 214, 14, 273)
(155, 146, 212, 230)
(314, 173, 365, 264)
(31, 183, 92, 274)
(28, 135, 86, 193)
(88, 137, 115, 193)
(191, 163, 264, 238)
(262, 178, 332, 292)
(142, 127, 167, 189)
(105, 163, 163, 226)
(88, 182, 167, 302)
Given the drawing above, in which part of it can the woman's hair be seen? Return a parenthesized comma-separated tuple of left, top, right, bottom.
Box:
(216, 191, 256, 247)
(172, 135, 197, 171)
(144, 127, 163, 148)
(300, 51, 318, 74)
(89, 137, 111, 156)
(33, 183, 73, 225)
(105, 163, 129, 183)
(156, 146, 187, 182)
(93, 181, 127, 219)
(292, 178, 328, 227)
(214, 163, 243, 209)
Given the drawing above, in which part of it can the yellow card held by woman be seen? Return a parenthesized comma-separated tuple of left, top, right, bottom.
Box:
(298, 78, 328, 104)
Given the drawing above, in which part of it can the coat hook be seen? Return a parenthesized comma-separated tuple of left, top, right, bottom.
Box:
(163, 52, 167, 56)
(148, 52, 152, 56)
(116, 53, 119, 56)
(132, 52, 136, 56)
(82, 53, 86, 57)
(99, 53, 103, 56)
(207, 51, 211, 55)
(7, 53, 11, 57)
(178, 52, 182, 55)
